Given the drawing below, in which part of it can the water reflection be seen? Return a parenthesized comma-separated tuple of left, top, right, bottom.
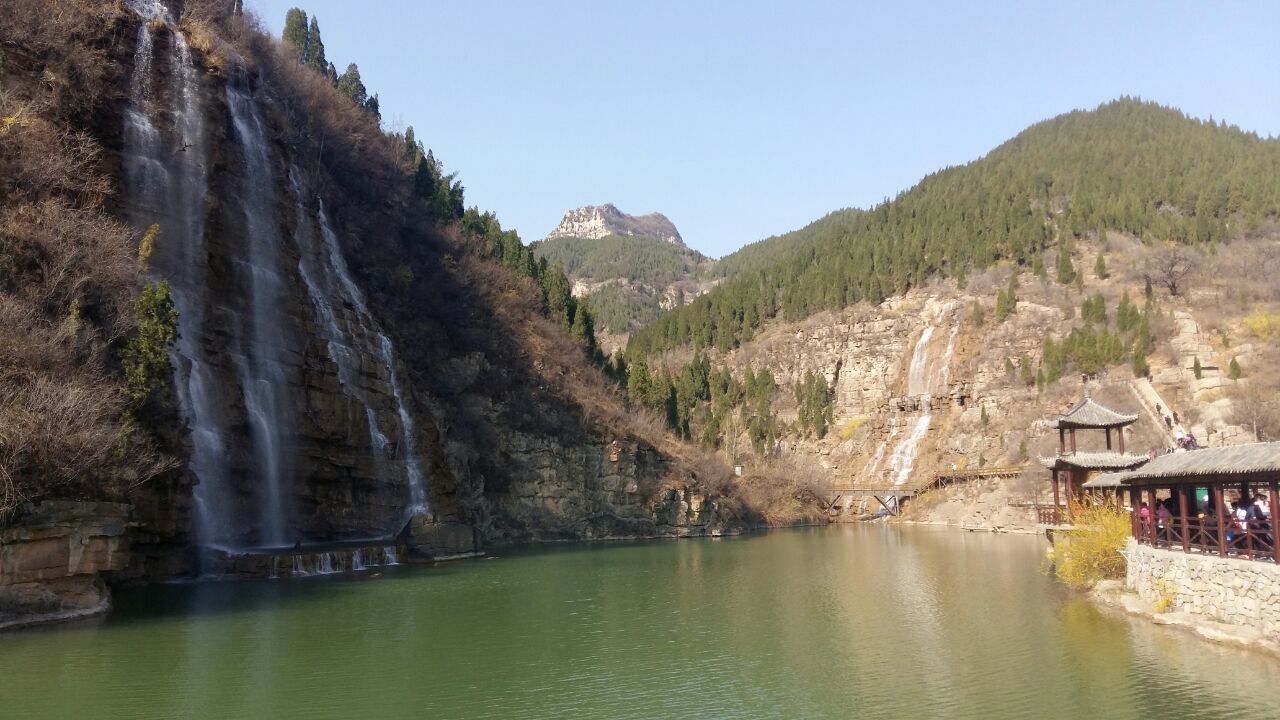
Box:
(0, 527, 1277, 719)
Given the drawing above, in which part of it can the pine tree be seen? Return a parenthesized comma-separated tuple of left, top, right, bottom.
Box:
(305, 17, 327, 73)
(327, 62, 339, 86)
(282, 8, 309, 63)
(1094, 254, 1108, 279)
(1056, 244, 1077, 284)
(1193, 356, 1203, 379)
(365, 93, 381, 121)
(337, 63, 367, 106)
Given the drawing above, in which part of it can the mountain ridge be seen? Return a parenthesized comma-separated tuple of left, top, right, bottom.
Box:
(546, 203, 684, 246)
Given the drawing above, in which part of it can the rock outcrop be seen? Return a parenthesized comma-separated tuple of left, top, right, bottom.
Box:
(0, 502, 131, 630)
(545, 203, 684, 245)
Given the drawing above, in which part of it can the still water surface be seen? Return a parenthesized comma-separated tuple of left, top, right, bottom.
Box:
(2, 525, 1277, 719)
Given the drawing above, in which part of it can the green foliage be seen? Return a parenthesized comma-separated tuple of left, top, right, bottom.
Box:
(980, 404, 989, 427)
(1031, 252, 1047, 279)
(794, 370, 832, 439)
(1193, 356, 1203, 379)
(970, 300, 985, 327)
(282, 8, 308, 62)
(533, 234, 709, 286)
(1019, 353, 1035, 386)
(337, 63, 367, 106)
(582, 283, 664, 334)
(1055, 242, 1077, 284)
(1229, 356, 1243, 380)
(305, 17, 326, 73)
(1094, 253, 1108, 279)
(1003, 356, 1015, 378)
(121, 282, 179, 403)
(1080, 292, 1107, 324)
(629, 99, 1280, 359)
(995, 273, 1018, 322)
(138, 223, 159, 271)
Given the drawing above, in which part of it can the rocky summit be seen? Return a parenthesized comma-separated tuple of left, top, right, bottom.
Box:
(545, 203, 684, 245)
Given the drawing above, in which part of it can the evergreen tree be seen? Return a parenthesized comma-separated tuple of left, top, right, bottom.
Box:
(1031, 253, 1047, 280)
(122, 282, 180, 402)
(305, 17, 327, 73)
(1055, 244, 1077, 284)
(1229, 356, 1244, 379)
(337, 63, 367, 106)
(282, 8, 309, 63)
(327, 62, 339, 86)
(365, 93, 381, 121)
(1193, 356, 1203, 379)
(1094, 254, 1108, 279)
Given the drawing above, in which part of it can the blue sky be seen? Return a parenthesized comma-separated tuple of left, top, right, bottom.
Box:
(249, 1, 1280, 258)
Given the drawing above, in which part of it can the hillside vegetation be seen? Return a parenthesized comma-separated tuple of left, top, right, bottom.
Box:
(532, 233, 714, 335)
(628, 99, 1280, 357)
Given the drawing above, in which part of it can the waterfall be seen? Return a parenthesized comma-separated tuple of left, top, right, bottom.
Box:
(884, 304, 959, 489)
(122, 6, 239, 554)
(314, 200, 429, 515)
(226, 82, 294, 547)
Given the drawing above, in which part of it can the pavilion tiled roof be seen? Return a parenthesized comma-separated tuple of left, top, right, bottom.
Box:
(1038, 451, 1150, 471)
(1095, 442, 1280, 485)
(1050, 397, 1139, 429)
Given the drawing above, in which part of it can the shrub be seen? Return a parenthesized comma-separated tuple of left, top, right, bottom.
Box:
(1052, 501, 1131, 589)
(1242, 311, 1280, 340)
(1229, 356, 1243, 380)
(121, 282, 179, 402)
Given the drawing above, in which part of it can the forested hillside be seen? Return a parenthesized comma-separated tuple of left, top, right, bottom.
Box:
(628, 99, 1280, 357)
(532, 233, 714, 334)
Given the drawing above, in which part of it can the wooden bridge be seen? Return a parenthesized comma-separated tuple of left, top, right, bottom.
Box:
(825, 465, 1027, 516)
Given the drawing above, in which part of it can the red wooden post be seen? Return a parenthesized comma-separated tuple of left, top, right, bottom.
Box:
(1270, 480, 1280, 565)
(1178, 484, 1190, 553)
(1214, 484, 1227, 557)
(1129, 486, 1140, 539)
(1065, 471, 1074, 522)
(1105, 428, 1112, 450)
(1059, 428, 1065, 454)
(1118, 427, 1125, 454)
(1051, 469, 1060, 524)
(1070, 428, 1077, 453)
(1148, 488, 1159, 546)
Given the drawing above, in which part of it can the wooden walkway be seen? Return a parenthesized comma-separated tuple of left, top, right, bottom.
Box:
(826, 465, 1027, 516)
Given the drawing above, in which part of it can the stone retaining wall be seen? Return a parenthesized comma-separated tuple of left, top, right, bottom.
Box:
(1124, 539, 1280, 641)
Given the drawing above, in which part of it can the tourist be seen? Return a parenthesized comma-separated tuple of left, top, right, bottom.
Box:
(1255, 494, 1271, 520)
(1156, 502, 1172, 544)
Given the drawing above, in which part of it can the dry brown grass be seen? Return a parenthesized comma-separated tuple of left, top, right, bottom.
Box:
(0, 8, 177, 519)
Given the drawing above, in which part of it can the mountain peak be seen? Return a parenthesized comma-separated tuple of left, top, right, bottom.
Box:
(546, 204, 684, 246)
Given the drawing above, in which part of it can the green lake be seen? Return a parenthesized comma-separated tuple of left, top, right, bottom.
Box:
(1, 525, 1277, 719)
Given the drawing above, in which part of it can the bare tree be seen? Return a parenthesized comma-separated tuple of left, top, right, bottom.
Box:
(1141, 245, 1199, 297)
(1228, 383, 1280, 442)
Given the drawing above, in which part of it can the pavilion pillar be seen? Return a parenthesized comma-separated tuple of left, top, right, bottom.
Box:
(1147, 488, 1158, 545)
(1129, 486, 1140, 539)
(1214, 484, 1227, 557)
(1069, 428, 1077, 453)
(1051, 469, 1060, 523)
(1118, 428, 1125, 454)
(1058, 428, 1065, 455)
(1105, 428, 1112, 450)
(1064, 471, 1074, 522)
(1270, 479, 1280, 565)
(1177, 484, 1190, 552)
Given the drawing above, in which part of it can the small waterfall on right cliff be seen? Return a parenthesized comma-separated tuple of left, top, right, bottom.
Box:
(289, 170, 429, 518)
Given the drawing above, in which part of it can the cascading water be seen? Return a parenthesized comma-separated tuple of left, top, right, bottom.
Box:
(122, 4, 237, 554)
(226, 82, 295, 547)
(883, 304, 959, 495)
(314, 199, 429, 515)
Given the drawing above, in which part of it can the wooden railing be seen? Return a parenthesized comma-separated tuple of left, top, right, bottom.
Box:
(1038, 508, 1064, 526)
(1135, 517, 1278, 563)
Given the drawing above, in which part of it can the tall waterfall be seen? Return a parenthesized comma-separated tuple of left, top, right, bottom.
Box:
(884, 304, 959, 488)
(122, 2, 429, 561)
(226, 82, 295, 547)
(289, 170, 429, 516)
(121, 6, 237, 552)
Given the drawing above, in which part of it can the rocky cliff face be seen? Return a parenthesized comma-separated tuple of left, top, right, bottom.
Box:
(546, 203, 684, 245)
